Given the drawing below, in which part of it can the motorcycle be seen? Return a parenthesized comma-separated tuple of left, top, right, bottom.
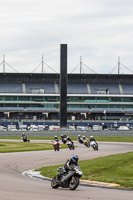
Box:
(90, 141, 98, 151)
(52, 141, 60, 151)
(51, 164, 83, 190)
(66, 141, 75, 150)
(21, 136, 30, 142)
(62, 137, 67, 144)
(83, 139, 90, 148)
(78, 137, 84, 144)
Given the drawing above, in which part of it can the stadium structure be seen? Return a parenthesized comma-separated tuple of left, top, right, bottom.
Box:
(1, 71, 133, 129)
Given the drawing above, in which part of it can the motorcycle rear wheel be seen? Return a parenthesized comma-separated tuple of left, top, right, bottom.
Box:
(69, 176, 79, 190)
(51, 176, 59, 189)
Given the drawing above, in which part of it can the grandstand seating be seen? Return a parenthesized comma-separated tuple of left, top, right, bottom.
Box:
(122, 83, 133, 94)
(67, 83, 88, 94)
(90, 83, 120, 94)
(0, 83, 23, 93)
(0, 81, 133, 96)
(25, 83, 56, 94)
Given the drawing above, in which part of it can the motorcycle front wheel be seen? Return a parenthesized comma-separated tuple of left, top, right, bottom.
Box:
(69, 176, 79, 190)
(51, 176, 59, 189)
(72, 145, 75, 150)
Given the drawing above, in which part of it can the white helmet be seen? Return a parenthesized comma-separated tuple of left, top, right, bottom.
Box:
(90, 135, 93, 138)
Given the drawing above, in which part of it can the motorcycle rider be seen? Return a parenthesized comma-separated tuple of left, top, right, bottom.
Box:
(21, 133, 27, 140)
(77, 135, 83, 144)
(61, 134, 67, 144)
(77, 135, 81, 141)
(67, 136, 73, 145)
(53, 135, 60, 150)
(54, 135, 59, 142)
(90, 135, 98, 150)
(21, 133, 30, 142)
(64, 154, 79, 173)
(82, 135, 86, 140)
(90, 135, 96, 142)
(55, 154, 81, 186)
(82, 135, 87, 142)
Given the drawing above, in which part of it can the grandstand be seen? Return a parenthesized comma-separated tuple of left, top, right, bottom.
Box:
(0, 72, 133, 129)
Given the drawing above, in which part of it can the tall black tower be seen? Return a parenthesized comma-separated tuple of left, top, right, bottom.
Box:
(60, 44, 67, 127)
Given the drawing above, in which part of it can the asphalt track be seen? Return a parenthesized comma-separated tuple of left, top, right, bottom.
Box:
(0, 140, 133, 200)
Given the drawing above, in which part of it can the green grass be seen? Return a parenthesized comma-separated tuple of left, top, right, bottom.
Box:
(94, 137, 133, 143)
(0, 136, 133, 142)
(0, 141, 68, 153)
(36, 152, 133, 189)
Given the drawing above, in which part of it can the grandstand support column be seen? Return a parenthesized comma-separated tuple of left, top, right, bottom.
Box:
(80, 56, 82, 74)
(42, 55, 44, 73)
(60, 44, 67, 128)
(118, 56, 120, 74)
(3, 55, 5, 73)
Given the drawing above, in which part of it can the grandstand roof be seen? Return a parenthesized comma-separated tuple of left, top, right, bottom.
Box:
(1, 73, 133, 83)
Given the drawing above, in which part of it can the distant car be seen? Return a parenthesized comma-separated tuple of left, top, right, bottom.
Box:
(117, 126, 129, 131)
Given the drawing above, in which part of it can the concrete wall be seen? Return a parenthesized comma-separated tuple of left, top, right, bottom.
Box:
(0, 130, 133, 137)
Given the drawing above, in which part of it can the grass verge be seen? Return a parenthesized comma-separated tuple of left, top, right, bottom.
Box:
(0, 141, 67, 153)
(36, 152, 133, 189)
(0, 136, 133, 142)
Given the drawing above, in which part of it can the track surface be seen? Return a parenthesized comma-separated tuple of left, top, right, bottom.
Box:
(0, 140, 133, 200)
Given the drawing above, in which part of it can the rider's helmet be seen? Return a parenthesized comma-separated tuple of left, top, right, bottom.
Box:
(61, 134, 63, 138)
(67, 136, 69, 139)
(22, 133, 25, 136)
(78, 135, 80, 138)
(55, 135, 58, 139)
(72, 154, 79, 162)
(90, 135, 93, 138)
(82, 135, 86, 139)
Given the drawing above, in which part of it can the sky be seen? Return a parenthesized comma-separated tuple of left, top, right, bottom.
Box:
(0, 0, 133, 74)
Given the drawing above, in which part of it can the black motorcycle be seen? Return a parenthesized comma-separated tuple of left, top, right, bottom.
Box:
(62, 137, 67, 144)
(66, 141, 75, 150)
(78, 137, 84, 144)
(61, 135, 67, 144)
(51, 165, 83, 190)
(22, 136, 30, 142)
